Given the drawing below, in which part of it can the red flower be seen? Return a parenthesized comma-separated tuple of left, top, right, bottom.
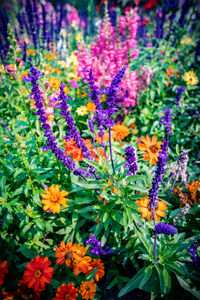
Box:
(143, 18, 150, 25)
(23, 255, 54, 292)
(144, 0, 157, 11)
(0, 260, 8, 286)
(55, 283, 78, 300)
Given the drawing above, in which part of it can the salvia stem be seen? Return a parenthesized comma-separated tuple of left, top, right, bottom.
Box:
(109, 128, 115, 174)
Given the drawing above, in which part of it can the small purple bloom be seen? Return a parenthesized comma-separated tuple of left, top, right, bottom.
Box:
(155, 223, 178, 235)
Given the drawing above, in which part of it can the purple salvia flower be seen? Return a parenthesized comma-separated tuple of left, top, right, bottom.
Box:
(88, 120, 95, 134)
(55, 83, 92, 160)
(86, 235, 111, 255)
(175, 87, 185, 107)
(106, 65, 126, 117)
(160, 108, 172, 136)
(148, 139, 168, 219)
(28, 67, 75, 171)
(25, 0, 38, 49)
(41, 4, 47, 49)
(124, 146, 138, 176)
(155, 223, 178, 235)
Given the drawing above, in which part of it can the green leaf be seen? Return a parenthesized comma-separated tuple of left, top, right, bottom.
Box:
(157, 267, 171, 294)
(77, 181, 105, 189)
(176, 276, 200, 299)
(85, 267, 98, 281)
(78, 206, 95, 214)
(118, 265, 152, 297)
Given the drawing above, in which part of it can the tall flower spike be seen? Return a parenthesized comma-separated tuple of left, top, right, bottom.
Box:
(160, 108, 172, 139)
(155, 223, 178, 235)
(26, 67, 75, 171)
(124, 146, 138, 176)
(148, 139, 168, 220)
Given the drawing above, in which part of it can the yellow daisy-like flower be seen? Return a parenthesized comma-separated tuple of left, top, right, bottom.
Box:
(181, 37, 196, 46)
(49, 78, 61, 90)
(183, 71, 199, 85)
(64, 86, 69, 95)
(76, 106, 88, 116)
(41, 185, 69, 214)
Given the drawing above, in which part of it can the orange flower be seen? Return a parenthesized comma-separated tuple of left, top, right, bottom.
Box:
(95, 132, 109, 144)
(63, 138, 106, 162)
(0, 260, 8, 286)
(55, 241, 74, 266)
(186, 180, 200, 203)
(135, 197, 167, 221)
(26, 49, 35, 56)
(87, 259, 105, 282)
(176, 180, 200, 206)
(55, 283, 78, 300)
(112, 125, 130, 142)
(55, 242, 92, 276)
(86, 102, 96, 112)
(138, 135, 163, 165)
(41, 185, 69, 214)
(79, 280, 96, 300)
(49, 78, 61, 90)
(23, 255, 53, 292)
(64, 86, 69, 95)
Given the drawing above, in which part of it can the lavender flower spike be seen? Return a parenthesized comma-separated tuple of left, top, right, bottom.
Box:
(155, 223, 178, 235)
(160, 108, 172, 136)
(148, 139, 168, 220)
(124, 146, 138, 176)
(27, 67, 75, 171)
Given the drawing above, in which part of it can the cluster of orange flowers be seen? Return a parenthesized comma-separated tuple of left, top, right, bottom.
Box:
(137, 135, 163, 165)
(54, 241, 105, 299)
(136, 197, 168, 221)
(165, 66, 181, 87)
(1, 246, 104, 300)
(176, 180, 200, 206)
(41, 185, 69, 214)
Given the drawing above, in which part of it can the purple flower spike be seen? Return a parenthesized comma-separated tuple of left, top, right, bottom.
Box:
(155, 223, 178, 235)
(124, 146, 138, 176)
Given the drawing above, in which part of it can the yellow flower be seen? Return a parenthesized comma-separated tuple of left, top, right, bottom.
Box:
(41, 185, 69, 214)
(181, 37, 196, 46)
(26, 49, 35, 56)
(76, 106, 88, 116)
(183, 71, 199, 85)
(49, 78, 61, 90)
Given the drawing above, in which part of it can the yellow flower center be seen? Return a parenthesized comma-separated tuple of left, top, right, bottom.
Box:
(34, 269, 42, 278)
(51, 194, 58, 202)
(149, 145, 159, 154)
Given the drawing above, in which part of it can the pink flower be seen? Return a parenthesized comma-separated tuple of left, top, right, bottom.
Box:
(69, 80, 79, 88)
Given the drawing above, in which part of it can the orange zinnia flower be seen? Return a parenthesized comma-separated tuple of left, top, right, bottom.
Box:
(137, 135, 163, 165)
(135, 197, 167, 221)
(63, 138, 106, 162)
(79, 280, 96, 300)
(112, 125, 130, 142)
(55, 283, 78, 300)
(41, 185, 69, 214)
(176, 180, 200, 206)
(86, 102, 96, 112)
(55, 242, 92, 276)
(95, 132, 109, 144)
(87, 259, 105, 282)
(0, 260, 8, 286)
(23, 255, 53, 292)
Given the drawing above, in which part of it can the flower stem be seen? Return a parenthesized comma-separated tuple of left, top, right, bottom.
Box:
(109, 128, 115, 174)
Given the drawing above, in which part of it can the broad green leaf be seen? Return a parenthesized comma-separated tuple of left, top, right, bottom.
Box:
(118, 265, 152, 297)
(176, 276, 200, 299)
